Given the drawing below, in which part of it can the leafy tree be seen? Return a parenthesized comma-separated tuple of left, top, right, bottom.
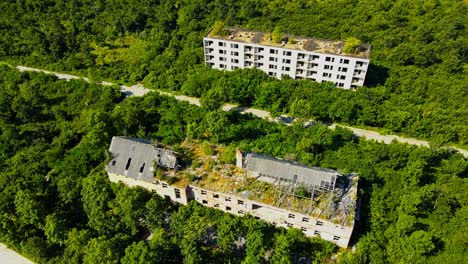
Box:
(62, 228, 93, 263)
(44, 213, 67, 245)
(180, 238, 202, 264)
(83, 236, 120, 264)
(200, 89, 224, 111)
(20, 236, 48, 262)
(144, 195, 170, 230)
(110, 185, 150, 235)
(217, 214, 240, 254)
(211, 21, 227, 36)
(81, 172, 116, 236)
(243, 229, 266, 264)
(121, 241, 156, 264)
(271, 232, 292, 264)
(272, 26, 283, 43)
(14, 190, 44, 227)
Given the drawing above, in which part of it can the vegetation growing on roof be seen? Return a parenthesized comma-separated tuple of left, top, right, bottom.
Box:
(272, 26, 284, 43)
(0, 0, 467, 262)
(211, 21, 228, 37)
(343, 37, 362, 54)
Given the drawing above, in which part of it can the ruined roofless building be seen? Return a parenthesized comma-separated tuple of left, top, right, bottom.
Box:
(106, 137, 359, 248)
(106, 136, 178, 183)
(237, 151, 340, 197)
(203, 26, 370, 89)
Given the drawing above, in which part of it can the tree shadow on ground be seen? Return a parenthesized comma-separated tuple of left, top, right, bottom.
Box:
(364, 63, 389, 87)
(347, 177, 383, 248)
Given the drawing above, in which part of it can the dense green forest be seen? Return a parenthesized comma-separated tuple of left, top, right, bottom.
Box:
(0, 0, 466, 147)
(1, 67, 467, 263)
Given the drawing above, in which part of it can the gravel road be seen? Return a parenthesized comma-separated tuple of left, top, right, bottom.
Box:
(0, 243, 34, 264)
(15, 65, 467, 157)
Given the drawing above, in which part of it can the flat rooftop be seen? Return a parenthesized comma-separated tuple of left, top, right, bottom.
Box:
(206, 27, 371, 60)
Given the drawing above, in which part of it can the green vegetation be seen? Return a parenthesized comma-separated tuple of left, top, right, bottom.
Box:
(0, 0, 467, 263)
(1, 66, 467, 263)
(343, 37, 361, 54)
(272, 26, 284, 43)
(0, 0, 465, 147)
(211, 21, 228, 37)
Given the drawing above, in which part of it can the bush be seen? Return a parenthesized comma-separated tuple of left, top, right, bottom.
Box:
(343, 37, 361, 53)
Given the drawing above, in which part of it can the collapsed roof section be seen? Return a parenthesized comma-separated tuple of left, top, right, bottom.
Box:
(106, 136, 177, 183)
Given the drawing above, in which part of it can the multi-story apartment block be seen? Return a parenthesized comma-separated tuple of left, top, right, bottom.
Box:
(203, 27, 371, 89)
(106, 137, 359, 248)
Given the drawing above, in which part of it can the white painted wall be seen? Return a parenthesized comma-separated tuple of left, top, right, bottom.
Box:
(204, 37, 369, 90)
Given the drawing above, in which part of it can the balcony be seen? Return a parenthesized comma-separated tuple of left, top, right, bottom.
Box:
(205, 48, 214, 54)
(204, 40, 214, 47)
(295, 69, 305, 76)
(306, 70, 317, 77)
(355, 62, 367, 69)
(308, 55, 320, 61)
(297, 53, 307, 61)
(255, 47, 265, 53)
(353, 69, 363, 76)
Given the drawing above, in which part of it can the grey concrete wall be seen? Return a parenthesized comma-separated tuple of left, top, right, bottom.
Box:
(109, 172, 354, 248)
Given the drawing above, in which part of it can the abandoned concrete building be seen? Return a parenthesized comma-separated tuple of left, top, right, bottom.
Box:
(106, 136, 359, 248)
(203, 27, 370, 89)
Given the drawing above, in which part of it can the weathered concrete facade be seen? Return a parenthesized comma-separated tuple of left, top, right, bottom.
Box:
(106, 137, 358, 248)
(108, 173, 354, 248)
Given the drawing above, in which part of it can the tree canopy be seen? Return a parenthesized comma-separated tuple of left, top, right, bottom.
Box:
(0, 0, 467, 263)
(0, 0, 466, 146)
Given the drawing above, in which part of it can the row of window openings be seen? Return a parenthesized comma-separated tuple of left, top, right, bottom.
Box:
(268, 65, 291, 71)
(210, 51, 362, 70)
(219, 57, 240, 63)
(324, 65, 349, 72)
(216, 42, 239, 49)
(325, 57, 351, 64)
(201, 191, 244, 205)
(218, 205, 244, 214)
(217, 50, 241, 56)
(219, 64, 239, 70)
(322, 72, 347, 80)
(155, 185, 182, 199)
(208, 44, 362, 67)
(155, 187, 340, 240)
(288, 214, 323, 225)
(214, 63, 359, 78)
(211, 57, 354, 76)
(283, 226, 340, 241)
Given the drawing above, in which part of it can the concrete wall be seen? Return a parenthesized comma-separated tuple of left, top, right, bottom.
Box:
(189, 185, 353, 248)
(109, 173, 189, 205)
(109, 172, 354, 248)
(203, 37, 369, 90)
